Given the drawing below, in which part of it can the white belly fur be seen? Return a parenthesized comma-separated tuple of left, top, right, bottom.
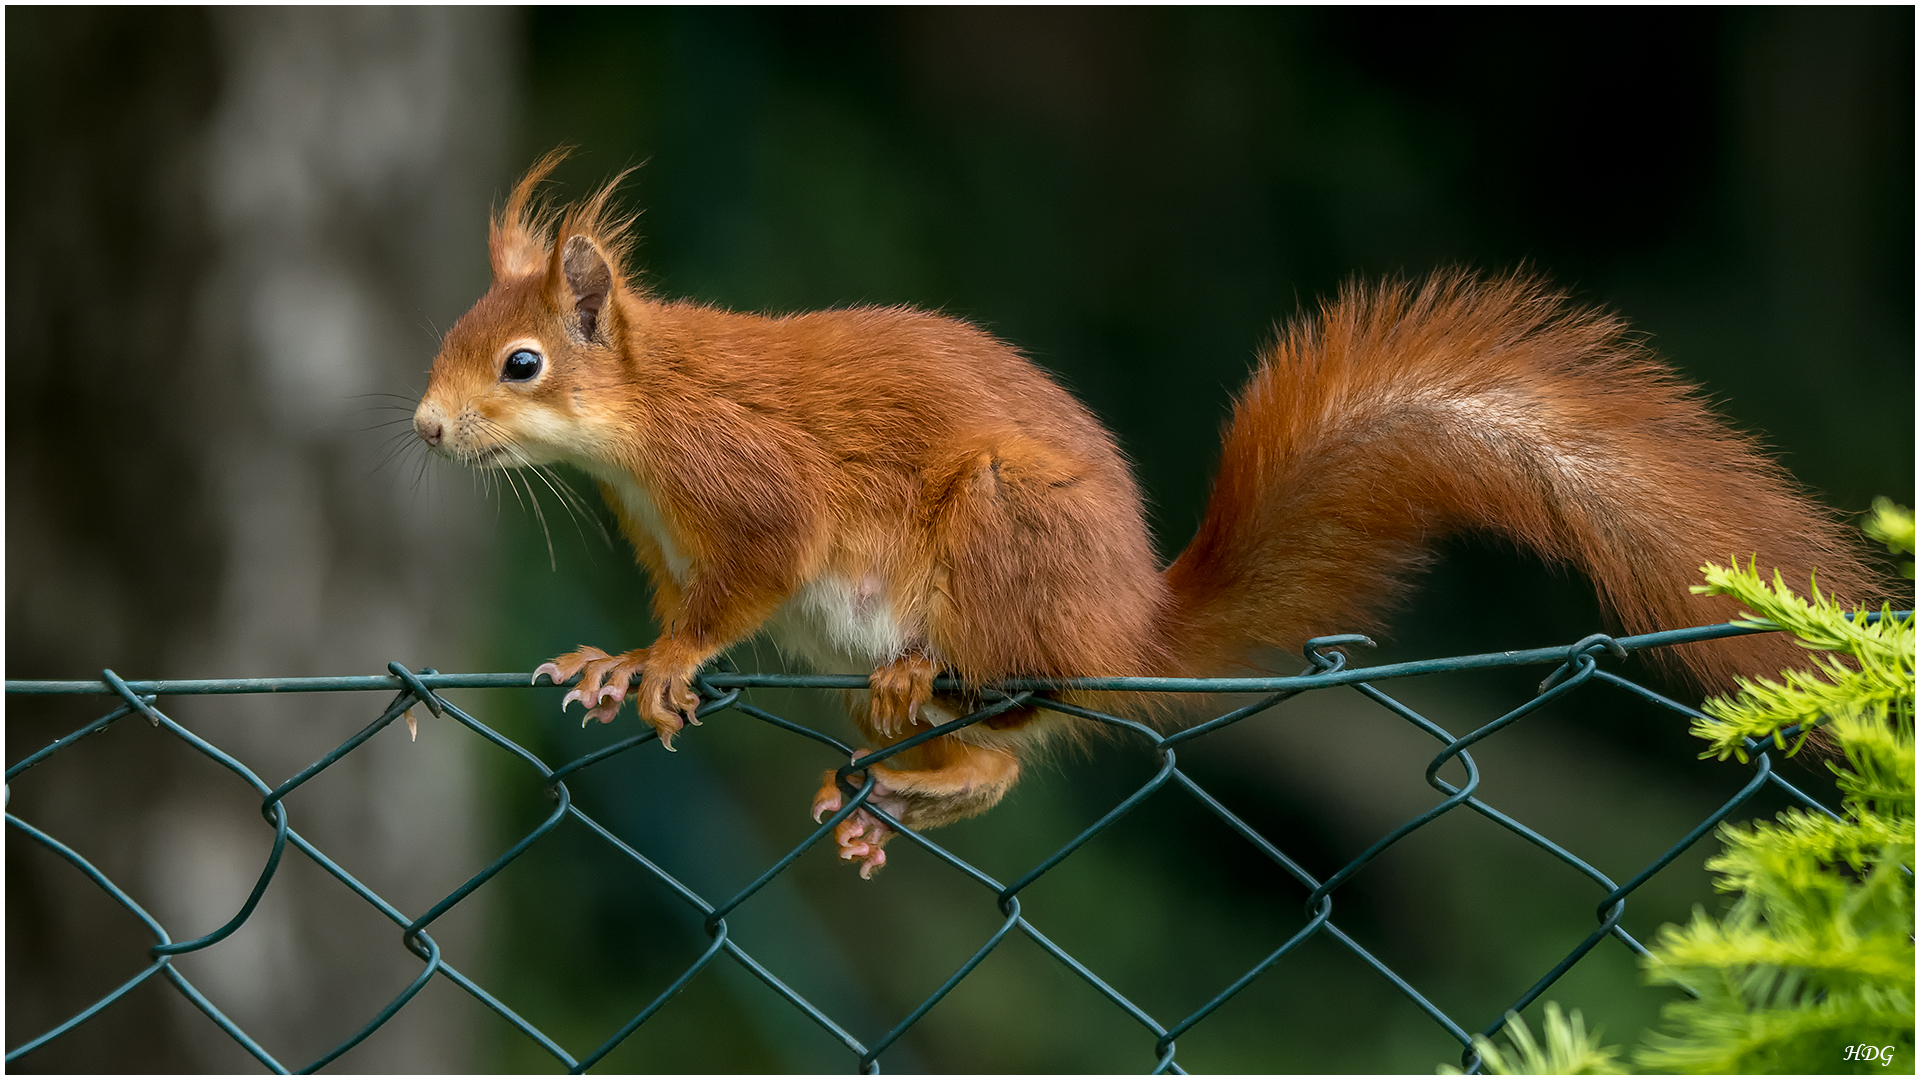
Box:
(765, 572, 909, 673)
(765, 576, 968, 730)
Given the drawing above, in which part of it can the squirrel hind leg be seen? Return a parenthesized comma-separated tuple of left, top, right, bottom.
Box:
(810, 735, 1022, 878)
(920, 433, 1167, 683)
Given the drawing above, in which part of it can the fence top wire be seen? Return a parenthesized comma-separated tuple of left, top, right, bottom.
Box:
(7, 613, 1898, 1074)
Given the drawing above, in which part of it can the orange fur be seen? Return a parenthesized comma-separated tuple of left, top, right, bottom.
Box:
(417, 159, 1885, 876)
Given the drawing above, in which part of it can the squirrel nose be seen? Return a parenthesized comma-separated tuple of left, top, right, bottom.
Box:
(415, 407, 445, 447)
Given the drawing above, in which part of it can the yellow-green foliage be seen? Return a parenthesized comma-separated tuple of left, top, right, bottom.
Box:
(1438, 1004, 1627, 1076)
(1685, 562, 1912, 763)
(1636, 503, 1914, 1074)
(1865, 497, 1915, 579)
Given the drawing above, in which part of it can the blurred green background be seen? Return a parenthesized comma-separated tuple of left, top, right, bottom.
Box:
(7, 6, 1912, 1074)
(480, 7, 1914, 1072)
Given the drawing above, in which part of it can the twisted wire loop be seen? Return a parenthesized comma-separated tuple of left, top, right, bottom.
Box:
(6, 615, 1891, 1074)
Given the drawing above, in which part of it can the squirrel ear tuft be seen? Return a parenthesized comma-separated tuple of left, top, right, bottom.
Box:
(559, 234, 613, 344)
(492, 150, 567, 280)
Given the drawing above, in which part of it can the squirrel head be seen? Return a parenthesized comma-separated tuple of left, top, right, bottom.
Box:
(415, 151, 640, 471)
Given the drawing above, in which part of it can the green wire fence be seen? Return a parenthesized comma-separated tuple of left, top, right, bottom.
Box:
(6, 617, 1878, 1073)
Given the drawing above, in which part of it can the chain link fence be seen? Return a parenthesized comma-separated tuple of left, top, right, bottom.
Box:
(6, 619, 1862, 1073)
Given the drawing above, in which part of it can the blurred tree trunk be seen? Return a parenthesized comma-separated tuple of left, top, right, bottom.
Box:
(7, 8, 517, 1070)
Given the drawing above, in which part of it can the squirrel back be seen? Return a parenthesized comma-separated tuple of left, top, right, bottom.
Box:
(1163, 271, 1880, 690)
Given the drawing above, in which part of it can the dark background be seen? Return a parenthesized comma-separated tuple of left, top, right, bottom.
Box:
(8, 7, 1912, 1073)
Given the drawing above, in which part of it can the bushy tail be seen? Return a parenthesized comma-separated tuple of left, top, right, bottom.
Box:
(1160, 271, 1885, 691)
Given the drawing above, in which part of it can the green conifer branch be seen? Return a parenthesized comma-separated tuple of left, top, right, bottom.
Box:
(1438, 1004, 1627, 1075)
(1634, 500, 1914, 1073)
(1687, 559, 1912, 762)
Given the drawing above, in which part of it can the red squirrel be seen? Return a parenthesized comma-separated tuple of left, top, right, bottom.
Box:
(415, 154, 1879, 877)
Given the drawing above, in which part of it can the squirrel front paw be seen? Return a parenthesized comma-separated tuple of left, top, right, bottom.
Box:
(634, 664, 702, 750)
(534, 645, 701, 748)
(534, 645, 634, 725)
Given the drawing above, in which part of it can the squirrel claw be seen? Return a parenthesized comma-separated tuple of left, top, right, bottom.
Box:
(561, 688, 586, 712)
(811, 786, 842, 823)
(532, 662, 564, 687)
(837, 836, 887, 878)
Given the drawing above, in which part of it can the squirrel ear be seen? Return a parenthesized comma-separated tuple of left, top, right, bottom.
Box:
(557, 234, 614, 344)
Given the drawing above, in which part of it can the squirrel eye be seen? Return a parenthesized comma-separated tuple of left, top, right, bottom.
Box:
(502, 348, 543, 382)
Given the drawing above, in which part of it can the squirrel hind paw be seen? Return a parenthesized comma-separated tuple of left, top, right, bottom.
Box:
(833, 813, 892, 878)
(822, 769, 898, 879)
(868, 654, 937, 737)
